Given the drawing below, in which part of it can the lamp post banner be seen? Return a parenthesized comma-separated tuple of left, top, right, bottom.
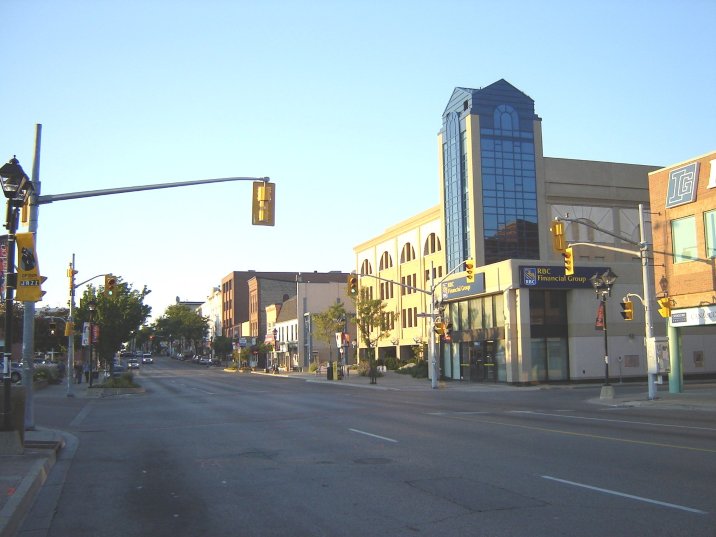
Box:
(595, 301, 605, 330)
(0, 235, 6, 300)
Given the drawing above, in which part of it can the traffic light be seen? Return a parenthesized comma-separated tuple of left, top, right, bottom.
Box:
(657, 296, 671, 318)
(433, 321, 445, 336)
(347, 274, 358, 297)
(104, 274, 117, 296)
(252, 180, 275, 226)
(620, 300, 634, 321)
(444, 322, 453, 341)
(49, 322, 56, 335)
(563, 247, 574, 276)
(464, 258, 475, 283)
(551, 220, 566, 253)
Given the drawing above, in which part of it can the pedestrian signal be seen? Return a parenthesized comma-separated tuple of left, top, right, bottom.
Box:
(551, 221, 566, 252)
(252, 180, 275, 226)
(620, 300, 634, 321)
(657, 297, 671, 319)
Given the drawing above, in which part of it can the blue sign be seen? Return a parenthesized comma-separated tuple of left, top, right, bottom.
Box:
(441, 273, 485, 302)
(519, 266, 609, 289)
(666, 162, 699, 208)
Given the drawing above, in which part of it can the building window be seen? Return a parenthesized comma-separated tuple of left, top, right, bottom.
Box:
(671, 216, 697, 263)
(379, 251, 393, 270)
(400, 243, 416, 263)
(423, 233, 442, 255)
(705, 210, 716, 258)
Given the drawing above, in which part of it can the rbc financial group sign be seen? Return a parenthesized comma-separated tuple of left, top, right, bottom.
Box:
(519, 265, 609, 289)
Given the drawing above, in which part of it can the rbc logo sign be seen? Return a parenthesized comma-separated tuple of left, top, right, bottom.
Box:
(666, 162, 699, 208)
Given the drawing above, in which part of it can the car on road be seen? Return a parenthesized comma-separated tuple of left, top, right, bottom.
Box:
(141, 353, 153, 364)
(127, 359, 140, 370)
(199, 356, 211, 365)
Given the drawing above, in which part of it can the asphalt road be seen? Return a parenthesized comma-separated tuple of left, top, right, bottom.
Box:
(21, 358, 716, 537)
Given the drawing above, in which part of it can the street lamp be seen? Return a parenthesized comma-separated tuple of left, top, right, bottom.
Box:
(590, 269, 618, 398)
(1, 156, 33, 431)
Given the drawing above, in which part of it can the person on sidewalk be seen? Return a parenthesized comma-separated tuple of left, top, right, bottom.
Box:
(75, 363, 83, 384)
(83, 362, 90, 383)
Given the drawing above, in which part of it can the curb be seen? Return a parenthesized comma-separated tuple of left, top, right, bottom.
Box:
(0, 449, 58, 537)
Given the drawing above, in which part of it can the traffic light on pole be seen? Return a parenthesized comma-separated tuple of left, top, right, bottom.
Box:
(563, 247, 574, 276)
(347, 274, 358, 297)
(657, 297, 671, 318)
(252, 180, 275, 226)
(464, 258, 475, 283)
(433, 321, 445, 336)
(49, 322, 56, 335)
(620, 300, 634, 321)
(551, 220, 566, 253)
(104, 274, 117, 296)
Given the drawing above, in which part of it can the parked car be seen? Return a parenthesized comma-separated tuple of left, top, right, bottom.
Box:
(199, 356, 211, 365)
(127, 359, 140, 369)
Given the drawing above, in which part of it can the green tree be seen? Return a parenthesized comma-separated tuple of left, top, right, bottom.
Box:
(312, 302, 348, 362)
(351, 288, 393, 381)
(75, 277, 152, 374)
(212, 335, 233, 365)
(154, 304, 208, 357)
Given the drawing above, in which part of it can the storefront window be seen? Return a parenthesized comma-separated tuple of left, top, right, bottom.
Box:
(705, 210, 716, 258)
(671, 216, 697, 263)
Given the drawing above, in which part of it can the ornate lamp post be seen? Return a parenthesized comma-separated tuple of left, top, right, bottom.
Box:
(1, 157, 33, 430)
(590, 269, 618, 399)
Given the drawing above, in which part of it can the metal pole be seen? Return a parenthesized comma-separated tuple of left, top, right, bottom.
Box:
(603, 293, 610, 386)
(639, 204, 657, 400)
(2, 200, 18, 430)
(429, 261, 439, 389)
(22, 124, 42, 429)
(66, 255, 76, 397)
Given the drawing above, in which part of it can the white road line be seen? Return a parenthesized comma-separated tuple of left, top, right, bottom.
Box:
(348, 428, 398, 443)
(510, 410, 716, 432)
(541, 475, 707, 514)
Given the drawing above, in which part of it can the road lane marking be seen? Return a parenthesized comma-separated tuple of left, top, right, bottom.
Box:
(510, 410, 716, 432)
(541, 475, 708, 514)
(349, 428, 398, 443)
(446, 415, 716, 453)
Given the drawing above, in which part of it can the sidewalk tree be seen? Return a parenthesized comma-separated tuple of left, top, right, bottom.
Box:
(212, 335, 233, 365)
(350, 290, 393, 364)
(312, 302, 348, 362)
(75, 277, 152, 374)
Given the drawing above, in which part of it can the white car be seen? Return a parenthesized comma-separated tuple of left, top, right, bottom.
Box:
(141, 353, 153, 364)
(127, 359, 140, 369)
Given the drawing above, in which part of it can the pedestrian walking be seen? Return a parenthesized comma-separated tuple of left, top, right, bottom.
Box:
(75, 363, 83, 384)
(83, 361, 90, 383)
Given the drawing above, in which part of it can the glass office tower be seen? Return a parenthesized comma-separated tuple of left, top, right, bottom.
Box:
(441, 79, 540, 270)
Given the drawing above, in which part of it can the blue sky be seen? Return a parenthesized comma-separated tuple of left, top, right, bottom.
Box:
(2, 0, 715, 322)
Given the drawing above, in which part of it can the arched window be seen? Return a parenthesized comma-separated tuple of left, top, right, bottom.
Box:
(494, 104, 519, 132)
(400, 243, 416, 263)
(423, 233, 442, 255)
(379, 251, 393, 271)
(360, 259, 373, 275)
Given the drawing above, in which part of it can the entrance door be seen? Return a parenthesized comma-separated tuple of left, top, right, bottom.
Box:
(469, 340, 497, 382)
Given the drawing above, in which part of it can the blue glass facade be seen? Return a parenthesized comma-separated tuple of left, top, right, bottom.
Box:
(442, 80, 540, 268)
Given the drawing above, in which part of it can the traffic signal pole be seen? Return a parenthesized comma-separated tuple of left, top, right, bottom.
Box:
(554, 204, 660, 398)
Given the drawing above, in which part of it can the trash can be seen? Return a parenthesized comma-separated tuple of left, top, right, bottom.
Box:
(327, 361, 333, 380)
